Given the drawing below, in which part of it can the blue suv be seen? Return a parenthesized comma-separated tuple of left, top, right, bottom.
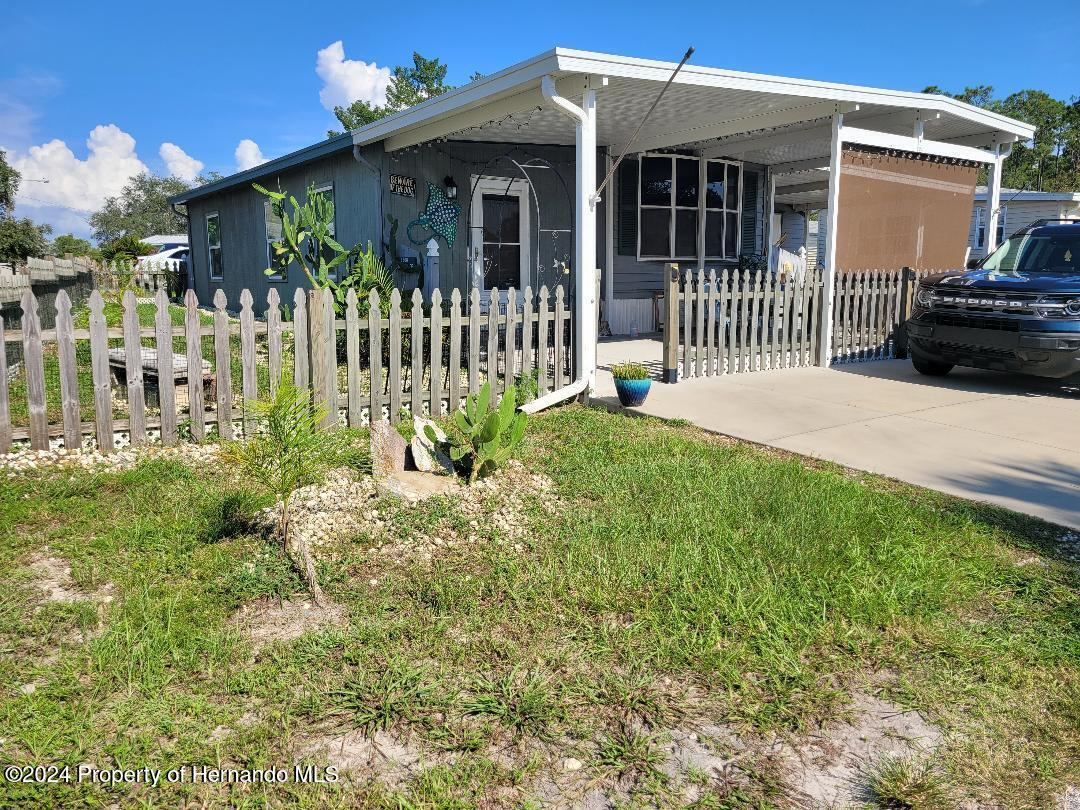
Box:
(907, 219, 1080, 380)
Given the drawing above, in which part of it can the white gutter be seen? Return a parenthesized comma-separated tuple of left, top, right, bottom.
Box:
(519, 378, 589, 414)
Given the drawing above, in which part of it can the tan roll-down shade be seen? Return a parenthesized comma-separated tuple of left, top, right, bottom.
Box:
(835, 145, 978, 271)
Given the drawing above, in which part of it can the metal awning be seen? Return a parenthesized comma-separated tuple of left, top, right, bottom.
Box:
(352, 47, 1034, 164)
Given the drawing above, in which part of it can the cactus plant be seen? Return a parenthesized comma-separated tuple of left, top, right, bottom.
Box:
(425, 381, 526, 484)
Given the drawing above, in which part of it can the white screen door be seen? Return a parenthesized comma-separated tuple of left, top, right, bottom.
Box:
(470, 176, 530, 308)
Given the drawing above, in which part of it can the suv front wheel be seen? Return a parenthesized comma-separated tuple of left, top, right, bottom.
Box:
(912, 356, 954, 376)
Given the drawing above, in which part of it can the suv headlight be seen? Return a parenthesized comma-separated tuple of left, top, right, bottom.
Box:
(1034, 295, 1080, 318)
(916, 285, 934, 308)
(1066, 298, 1080, 317)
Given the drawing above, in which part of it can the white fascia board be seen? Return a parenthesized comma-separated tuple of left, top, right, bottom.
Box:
(841, 126, 997, 163)
(553, 48, 1035, 140)
(943, 132, 1021, 148)
(351, 49, 562, 147)
(612, 100, 856, 154)
(773, 180, 830, 196)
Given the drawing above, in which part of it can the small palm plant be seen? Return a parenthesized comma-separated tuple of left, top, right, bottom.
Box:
(224, 378, 343, 604)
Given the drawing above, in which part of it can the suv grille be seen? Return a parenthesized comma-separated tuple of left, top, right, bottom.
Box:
(931, 289, 1039, 315)
(931, 313, 1021, 331)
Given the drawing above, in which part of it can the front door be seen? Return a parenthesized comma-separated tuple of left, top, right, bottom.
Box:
(470, 176, 530, 308)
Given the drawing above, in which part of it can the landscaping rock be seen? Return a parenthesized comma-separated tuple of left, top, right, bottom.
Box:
(410, 436, 435, 472)
(376, 470, 457, 503)
(414, 417, 455, 474)
(370, 421, 406, 477)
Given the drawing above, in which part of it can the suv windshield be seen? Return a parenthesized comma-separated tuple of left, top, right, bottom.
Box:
(982, 233, 1080, 274)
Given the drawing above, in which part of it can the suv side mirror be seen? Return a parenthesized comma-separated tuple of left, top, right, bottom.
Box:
(966, 258, 979, 270)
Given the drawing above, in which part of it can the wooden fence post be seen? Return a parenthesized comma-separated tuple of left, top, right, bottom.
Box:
(55, 290, 82, 451)
(368, 289, 382, 424)
(267, 288, 282, 398)
(89, 291, 114, 452)
(155, 288, 178, 445)
(895, 266, 916, 359)
(0, 315, 10, 454)
(662, 263, 679, 383)
(21, 291, 48, 450)
(239, 289, 258, 436)
(345, 288, 362, 427)
(184, 289, 205, 442)
(308, 288, 335, 429)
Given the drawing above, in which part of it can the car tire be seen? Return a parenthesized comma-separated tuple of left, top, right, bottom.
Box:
(912, 356, 954, 376)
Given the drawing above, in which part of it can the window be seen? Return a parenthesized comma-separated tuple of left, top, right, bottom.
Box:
(205, 212, 222, 280)
(975, 205, 1006, 249)
(264, 200, 285, 281)
(638, 155, 741, 261)
(481, 194, 522, 290)
(311, 182, 337, 278)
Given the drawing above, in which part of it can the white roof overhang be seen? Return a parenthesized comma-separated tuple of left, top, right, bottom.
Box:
(352, 48, 1034, 162)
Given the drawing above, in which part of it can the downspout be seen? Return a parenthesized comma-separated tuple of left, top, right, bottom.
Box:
(352, 144, 385, 254)
(540, 74, 598, 404)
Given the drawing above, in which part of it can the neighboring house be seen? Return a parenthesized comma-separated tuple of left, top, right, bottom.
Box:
(169, 47, 1031, 342)
(967, 187, 1080, 261)
(142, 234, 189, 252)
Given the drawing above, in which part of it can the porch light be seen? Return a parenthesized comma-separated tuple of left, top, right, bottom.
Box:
(443, 175, 458, 199)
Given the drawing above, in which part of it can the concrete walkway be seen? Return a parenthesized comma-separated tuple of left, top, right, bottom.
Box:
(595, 337, 1080, 530)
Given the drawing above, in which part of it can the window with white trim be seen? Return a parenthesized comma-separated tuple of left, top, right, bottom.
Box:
(975, 204, 1006, 248)
(205, 212, 223, 280)
(263, 200, 285, 281)
(638, 154, 741, 261)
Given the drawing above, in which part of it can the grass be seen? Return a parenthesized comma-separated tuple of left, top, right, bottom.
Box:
(0, 405, 1077, 807)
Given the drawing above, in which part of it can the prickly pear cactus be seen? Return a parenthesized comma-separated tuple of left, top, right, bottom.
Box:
(424, 381, 527, 483)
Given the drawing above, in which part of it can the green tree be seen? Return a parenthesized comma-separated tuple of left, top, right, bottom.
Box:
(923, 84, 1078, 191)
(328, 52, 455, 137)
(50, 233, 97, 258)
(88, 172, 192, 243)
(0, 218, 51, 264)
(0, 150, 18, 220)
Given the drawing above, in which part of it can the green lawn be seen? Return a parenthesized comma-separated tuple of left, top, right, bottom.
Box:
(0, 406, 1076, 807)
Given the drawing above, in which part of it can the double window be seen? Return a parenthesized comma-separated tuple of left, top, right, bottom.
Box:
(975, 205, 1006, 249)
(205, 212, 223, 280)
(638, 155, 741, 261)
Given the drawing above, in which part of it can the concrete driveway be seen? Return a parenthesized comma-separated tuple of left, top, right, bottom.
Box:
(595, 337, 1080, 530)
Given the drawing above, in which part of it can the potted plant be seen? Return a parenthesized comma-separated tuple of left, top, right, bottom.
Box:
(611, 362, 652, 407)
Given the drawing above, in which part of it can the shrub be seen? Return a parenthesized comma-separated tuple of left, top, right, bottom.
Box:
(610, 362, 651, 381)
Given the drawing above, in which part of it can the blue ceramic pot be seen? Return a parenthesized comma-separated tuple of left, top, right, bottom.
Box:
(614, 378, 652, 407)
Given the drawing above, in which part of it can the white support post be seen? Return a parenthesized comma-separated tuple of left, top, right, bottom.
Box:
(577, 89, 598, 389)
(818, 111, 844, 367)
(765, 168, 777, 269)
(985, 143, 1004, 254)
(604, 148, 615, 327)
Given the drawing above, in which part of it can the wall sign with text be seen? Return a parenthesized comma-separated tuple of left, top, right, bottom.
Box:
(389, 174, 416, 197)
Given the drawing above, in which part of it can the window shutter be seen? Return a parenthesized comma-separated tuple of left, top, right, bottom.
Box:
(741, 169, 759, 256)
(617, 159, 639, 256)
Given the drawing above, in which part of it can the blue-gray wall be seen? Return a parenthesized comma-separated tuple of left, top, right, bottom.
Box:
(184, 140, 578, 314)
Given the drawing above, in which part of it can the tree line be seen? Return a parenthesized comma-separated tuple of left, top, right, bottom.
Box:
(925, 84, 1080, 191)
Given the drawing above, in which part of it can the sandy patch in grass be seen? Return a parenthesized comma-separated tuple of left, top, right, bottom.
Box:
(295, 727, 430, 789)
(778, 691, 943, 807)
(230, 598, 348, 654)
(24, 551, 114, 606)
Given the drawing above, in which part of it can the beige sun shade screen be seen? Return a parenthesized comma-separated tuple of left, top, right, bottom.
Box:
(835, 146, 978, 271)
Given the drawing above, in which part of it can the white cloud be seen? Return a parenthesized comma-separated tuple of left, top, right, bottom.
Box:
(9, 124, 148, 227)
(159, 142, 203, 182)
(315, 40, 391, 112)
(235, 139, 266, 171)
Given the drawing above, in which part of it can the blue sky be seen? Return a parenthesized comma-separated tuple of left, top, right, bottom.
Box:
(2, 0, 1077, 239)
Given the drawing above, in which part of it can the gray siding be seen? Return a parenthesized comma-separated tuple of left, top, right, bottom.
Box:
(967, 199, 1080, 260)
(185, 140, 578, 313)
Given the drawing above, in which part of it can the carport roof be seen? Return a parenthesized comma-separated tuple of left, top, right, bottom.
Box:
(351, 47, 1035, 159)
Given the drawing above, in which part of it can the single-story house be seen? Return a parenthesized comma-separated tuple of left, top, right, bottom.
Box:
(169, 47, 1032, 388)
(967, 187, 1080, 262)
